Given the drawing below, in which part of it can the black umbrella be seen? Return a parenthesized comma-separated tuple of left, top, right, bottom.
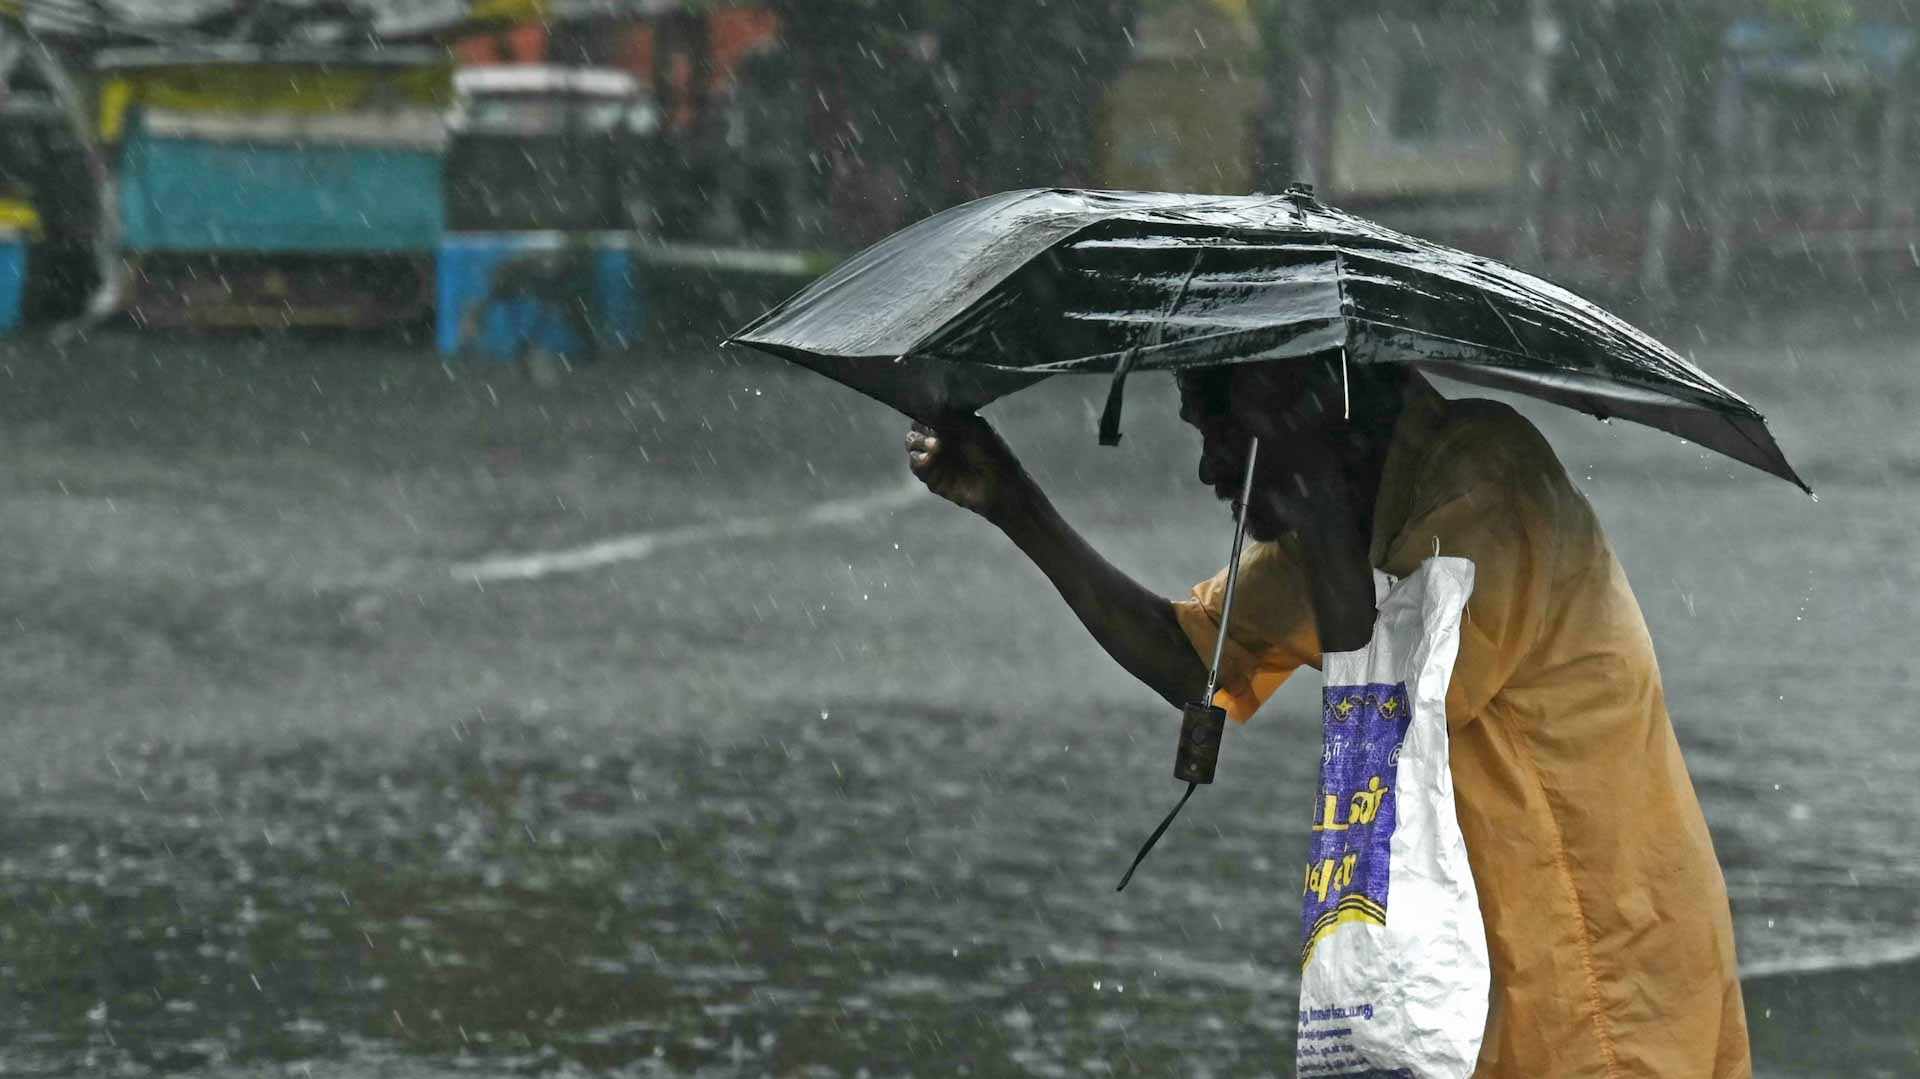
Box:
(728, 185, 1806, 491)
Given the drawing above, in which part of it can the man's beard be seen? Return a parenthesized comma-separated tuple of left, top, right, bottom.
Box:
(1230, 496, 1287, 543)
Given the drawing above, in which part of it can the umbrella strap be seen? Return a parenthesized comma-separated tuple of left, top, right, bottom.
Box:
(1097, 347, 1141, 446)
(1115, 780, 1198, 892)
(1099, 250, 1203, 447)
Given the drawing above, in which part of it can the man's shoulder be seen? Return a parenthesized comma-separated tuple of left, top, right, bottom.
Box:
(1426, 396, 1566, 488)
(1434, 395, 1548, 445)
(1391, 394, 1590, 540)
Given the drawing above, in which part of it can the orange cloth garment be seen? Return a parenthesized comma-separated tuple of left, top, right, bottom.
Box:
(1172, 380, 1751, 1078)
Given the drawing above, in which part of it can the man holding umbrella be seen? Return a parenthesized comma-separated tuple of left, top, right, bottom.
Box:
(905, 354, 1750, 1076)
(734, 188, 1793, 1077)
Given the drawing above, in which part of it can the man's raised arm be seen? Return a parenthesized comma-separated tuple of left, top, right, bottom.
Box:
(906, 416, 1209, 710)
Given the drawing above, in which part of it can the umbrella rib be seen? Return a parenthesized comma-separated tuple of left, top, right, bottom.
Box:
(1016, 318, 1344, 374)
(1160, 251, 1207, 335)
(1101, 250, 1208, 358)
(1328, 237, 1354, 337)
(1475, 284, 1535, 361)
(1352, 316, 1741, 408)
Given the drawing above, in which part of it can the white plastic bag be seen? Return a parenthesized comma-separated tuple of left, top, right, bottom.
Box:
(1295, 557, 1489, 1078)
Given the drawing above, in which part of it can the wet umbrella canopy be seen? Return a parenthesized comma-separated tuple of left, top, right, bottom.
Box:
(729, 186, 1806, 491)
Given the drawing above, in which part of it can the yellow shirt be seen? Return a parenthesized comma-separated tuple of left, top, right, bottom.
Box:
(1173, 382, 1750, 1078)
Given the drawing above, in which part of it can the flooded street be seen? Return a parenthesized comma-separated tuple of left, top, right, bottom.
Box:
(2, 299, 1916, 1076)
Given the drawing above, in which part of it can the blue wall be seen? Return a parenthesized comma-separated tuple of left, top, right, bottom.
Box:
(436, 233, 642, 359)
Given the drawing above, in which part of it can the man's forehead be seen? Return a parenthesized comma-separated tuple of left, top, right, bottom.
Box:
(1178, 362, 1310, 402)
(1176, 367, 1227, 398)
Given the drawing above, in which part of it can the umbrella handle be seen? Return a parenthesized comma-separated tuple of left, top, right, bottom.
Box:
(1119, 436, 1261, 893)
(1173, 435, 1258, 789)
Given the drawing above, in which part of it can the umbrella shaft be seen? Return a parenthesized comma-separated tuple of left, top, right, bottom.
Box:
(1203, 437, 1260, 704)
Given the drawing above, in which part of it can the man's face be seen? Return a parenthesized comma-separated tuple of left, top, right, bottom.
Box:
(1176, 360, 1343, 541)
(1179, 367, 1279, 540)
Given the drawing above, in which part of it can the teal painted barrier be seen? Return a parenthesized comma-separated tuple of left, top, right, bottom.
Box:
(118, 124, 444, 254)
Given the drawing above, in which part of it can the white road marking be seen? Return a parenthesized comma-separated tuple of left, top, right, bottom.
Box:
(1738, 932, 1920, 981)
(449, 482, 928, 583)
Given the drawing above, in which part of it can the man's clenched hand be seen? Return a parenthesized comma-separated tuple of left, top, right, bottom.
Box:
(904, 414, 1031, 524)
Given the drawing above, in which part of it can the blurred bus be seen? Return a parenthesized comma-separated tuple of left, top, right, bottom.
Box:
(95, 44, 451, 329)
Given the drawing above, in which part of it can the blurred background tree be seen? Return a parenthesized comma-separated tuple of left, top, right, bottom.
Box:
(6, 0, 1918, 305)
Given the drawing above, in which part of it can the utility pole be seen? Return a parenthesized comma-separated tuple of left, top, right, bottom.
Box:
(1250, 0, 1298, 192)
(1512, 0, 1565, 269)
(1292, 1, 1337, 195)
(1637, 41, 1687, 302)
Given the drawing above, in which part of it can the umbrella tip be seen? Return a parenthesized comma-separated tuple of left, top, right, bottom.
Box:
(1284, 182, 1317, 203)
